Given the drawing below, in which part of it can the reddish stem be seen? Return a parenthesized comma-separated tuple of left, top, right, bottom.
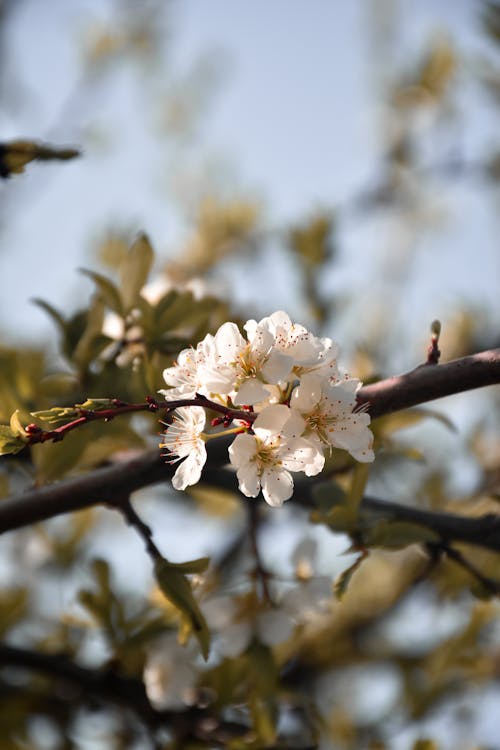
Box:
(26, 396, 256, 446)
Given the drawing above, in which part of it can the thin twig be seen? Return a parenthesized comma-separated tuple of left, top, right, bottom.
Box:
(442, 544, 500, 596)
(247, 502, 272, 603)
(109, 496, 162, 561)
(24, 395, 255, 446)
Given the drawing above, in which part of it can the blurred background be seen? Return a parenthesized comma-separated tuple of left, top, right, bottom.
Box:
(1, 0, 499, 362)
(1, 1, 500, 749)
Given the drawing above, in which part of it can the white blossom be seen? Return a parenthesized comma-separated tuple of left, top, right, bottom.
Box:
(202, 595, 294, 657)
(246, 310, 340, 380)
(291, 374, 374, 462)
(160, 406, 207, 490)
(160, 333, 216, 401)
(204, 321, 293, 406)
(158, 310, 375, 502)
(228, 404, 324, 506)
(143, 635, 198, 709)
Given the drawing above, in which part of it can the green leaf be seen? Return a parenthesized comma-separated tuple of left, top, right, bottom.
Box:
(412, 741, 438, 750)
(159, 557, 210, 575)
(32, 298, 67, 334)
(362, 520, 440, 549)
(379, 408, 456, 435)
(79, 268, 123, 315)
(334, 552, 368, 600)
(0, 589, 28, 637)
(154, 291, 197, 332)
(9, 410, 27, 438)
(154, 556, 210, 660)
(0, 424, 28, 455)
(31, 406, 80, 426)
(310, 481, 347, 511)
(120, 233, 154, 311)
(347, 462, 370, 514)
(73, 296, 106, 369)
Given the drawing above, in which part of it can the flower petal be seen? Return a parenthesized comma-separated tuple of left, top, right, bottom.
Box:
(261, 467, 294, 507)
(260, 349, 293, 384)
(233, 377, 270, 406)
(253, 404, 292, 437)
(172, 443, 207, 490)
(229, 433, 258, 467)
(236, 463, 261, 498)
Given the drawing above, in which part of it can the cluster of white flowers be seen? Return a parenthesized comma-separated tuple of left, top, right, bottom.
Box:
(160, 311, 374, 506)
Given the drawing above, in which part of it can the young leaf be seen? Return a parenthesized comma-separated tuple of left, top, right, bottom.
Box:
(362, 520, 440, 549)
(0, 425, 27, 455)
(9, 410, 27, 438)
(79, 269, 123, 315)
(120, 233, 154, 311)
(154, 557, 210, 660)
(334, 552, 368, 600)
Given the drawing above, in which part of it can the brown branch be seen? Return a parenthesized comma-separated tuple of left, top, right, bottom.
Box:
(247, 502, 272, 603)
(0, 643, 249, 742)
(357, 348, 500, 418)
(0, 349, 499, 539)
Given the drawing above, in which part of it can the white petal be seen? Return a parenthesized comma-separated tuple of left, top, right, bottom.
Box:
(190, 406, 207, 430)
(281, 409, 306, 439)
(203, 364, 237, 394)
(233, 377, 270, 406)
(291, 537, 318, 568)
(257, 610, 294, 646)
(350, 446, 375, 462)
(214, 322, 246, 361)
(218, 622, 252, 658)
(236, 464, 261, 498)
(261, 349, 293, 384)
(249, 324, 274, 357)
(327, 414, 372, 451)
(229, 433, 258, 467)
(172, 444, 206, 490)
(261, 467, 294, 506)
(280, 437, 324, 476)
(291, 374, 323, 412)
(243, 318, 258, 341)
(268, 310, 292, 330)
(253, 404, 291, 437)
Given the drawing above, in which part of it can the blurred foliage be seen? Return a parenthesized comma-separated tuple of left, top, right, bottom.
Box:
(0, 2, 500, 750)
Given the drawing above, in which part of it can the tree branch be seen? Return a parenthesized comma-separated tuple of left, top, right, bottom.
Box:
(0, 348, 499, 539)
(0, 643, 249, 742)
(356, 348, 500, 418)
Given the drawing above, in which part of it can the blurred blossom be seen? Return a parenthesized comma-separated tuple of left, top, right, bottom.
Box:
(143, 634, 198, 710)
(100, 271, 208, 367)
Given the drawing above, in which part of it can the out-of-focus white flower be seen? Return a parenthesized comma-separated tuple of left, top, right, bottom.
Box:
(291, 374, 374, 462)
(229, 404, 324, 506)
(202, 595, 294, 658)
(101, 311, 145, 367)
(101, 272, 209, 368)
(160, 406, 207, 490)
(143, 634, 198, 709)
(142, 273, 209, 305)
(283, 538, 332, 621)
